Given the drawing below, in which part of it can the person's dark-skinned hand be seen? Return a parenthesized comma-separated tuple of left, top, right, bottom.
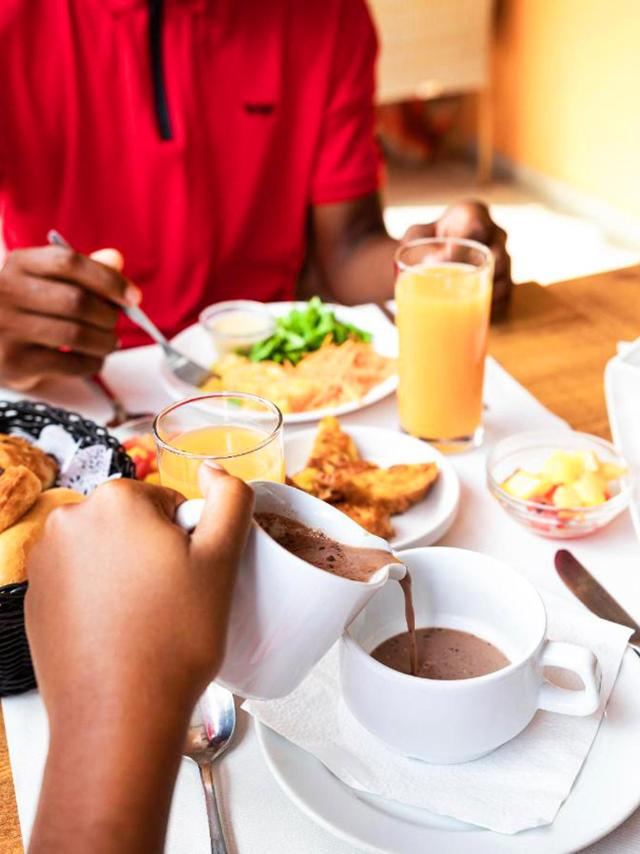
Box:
(309, 195, 512, 315)
(25, 466, 254, 854)
(0, 245, 140, 390)
(402, 200, 512, 317)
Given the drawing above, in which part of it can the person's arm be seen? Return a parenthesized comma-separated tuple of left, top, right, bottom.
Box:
(25, 466, 254, 854)
(308, 194, 512, 316)
(0, 245, 138, 389)
(304, 0, 511, 315)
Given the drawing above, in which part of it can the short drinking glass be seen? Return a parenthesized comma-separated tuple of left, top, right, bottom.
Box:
(153, 392, 285, 498)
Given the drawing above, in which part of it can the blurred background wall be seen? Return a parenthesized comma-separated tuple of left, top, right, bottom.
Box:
(491, 0, 640, 220)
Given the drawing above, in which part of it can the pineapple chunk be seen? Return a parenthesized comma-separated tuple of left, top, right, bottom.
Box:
(573, 471, 607, 507)
(552, 485, 581, 509)
(599, 462, 627, 482)
(542, 451, 584, 485)
(501, 470, 551, 501)
(578, 450, 600, 472)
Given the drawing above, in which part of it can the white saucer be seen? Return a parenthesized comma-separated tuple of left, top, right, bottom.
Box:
(284, 425, 460, 549)
(160, 302, 398, 424)
(257, 648, 640, 853)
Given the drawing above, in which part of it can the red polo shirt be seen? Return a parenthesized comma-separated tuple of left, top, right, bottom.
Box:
(0, 0, 380, 346)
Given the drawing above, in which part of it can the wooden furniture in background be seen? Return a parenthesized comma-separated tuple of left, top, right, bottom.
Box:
(367, 0, 494, 181)
(1, 265, 639, 852)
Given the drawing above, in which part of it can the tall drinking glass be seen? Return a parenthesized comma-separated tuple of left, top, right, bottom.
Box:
(154, 392, 284, 498)
(395, 237, 493, 452)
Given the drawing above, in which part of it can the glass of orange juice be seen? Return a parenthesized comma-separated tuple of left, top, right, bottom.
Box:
(395, 237, 494, 452)
(153, 392, 284, 497)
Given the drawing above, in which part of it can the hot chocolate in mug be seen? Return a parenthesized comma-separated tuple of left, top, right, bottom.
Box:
(175, 481, 405, 699)
(341, 547, 602, 764)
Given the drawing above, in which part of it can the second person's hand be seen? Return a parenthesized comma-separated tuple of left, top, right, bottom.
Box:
(402, 200, 512, 318)
(0, 244, 140, 389)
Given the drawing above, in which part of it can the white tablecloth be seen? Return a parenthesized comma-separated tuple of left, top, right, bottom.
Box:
(3, 347, 640, 853)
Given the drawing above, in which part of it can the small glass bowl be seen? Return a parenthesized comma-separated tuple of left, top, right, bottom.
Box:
(199, 300, 275, 355)
(486, 430, 633, 539)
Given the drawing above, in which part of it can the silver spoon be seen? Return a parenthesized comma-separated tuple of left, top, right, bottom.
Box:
(47, 230, 217, 387)
(184, 683, 236, 854)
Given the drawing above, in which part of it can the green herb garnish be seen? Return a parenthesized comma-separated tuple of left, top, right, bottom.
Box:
(248, 297, 371, 365)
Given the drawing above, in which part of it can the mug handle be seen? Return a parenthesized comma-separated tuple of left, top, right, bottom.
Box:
(537, 641, 601, 716)
(175, 499, 205, 533)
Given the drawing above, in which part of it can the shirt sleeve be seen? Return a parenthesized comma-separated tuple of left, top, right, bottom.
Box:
(310, 0, 382, 205)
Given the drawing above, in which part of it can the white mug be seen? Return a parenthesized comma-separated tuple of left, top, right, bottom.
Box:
(176, 481, 405, 700)
(340, 547, 601, 764)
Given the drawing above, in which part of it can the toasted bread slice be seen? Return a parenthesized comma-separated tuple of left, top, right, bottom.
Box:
(342, 463, 439, 514)
(334, 502, 394, 540)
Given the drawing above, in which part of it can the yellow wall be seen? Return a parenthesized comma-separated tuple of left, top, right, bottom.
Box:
(491, 0, 640, 218)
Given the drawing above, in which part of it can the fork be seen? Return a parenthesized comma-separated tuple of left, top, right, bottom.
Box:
(47, 230, 216, 387)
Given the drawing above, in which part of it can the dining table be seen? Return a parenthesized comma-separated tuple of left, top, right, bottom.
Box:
(1, 263, 639, 853)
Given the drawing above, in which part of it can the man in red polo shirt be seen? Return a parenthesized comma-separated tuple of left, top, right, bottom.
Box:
(0, 0, 510, 389)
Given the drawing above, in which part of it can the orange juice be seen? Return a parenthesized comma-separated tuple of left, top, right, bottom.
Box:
(157, 424, 285, 498)
(396, 262, 492, 444)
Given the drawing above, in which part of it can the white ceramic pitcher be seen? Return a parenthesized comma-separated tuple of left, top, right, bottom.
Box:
(176, 481, 405, 699)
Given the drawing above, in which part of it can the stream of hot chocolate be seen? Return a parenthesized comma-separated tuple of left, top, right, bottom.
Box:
(398, 572, 418, 676)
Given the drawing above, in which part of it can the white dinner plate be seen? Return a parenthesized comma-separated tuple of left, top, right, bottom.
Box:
(160, 302, 398, 424)
(257, 648, 640, 854)
(284, 425, 460, 550)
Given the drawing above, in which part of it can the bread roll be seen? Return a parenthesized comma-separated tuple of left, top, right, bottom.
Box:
(0, 488, 83, 586)
(0, 434, 58, 489)
(0, 465, 42, 533)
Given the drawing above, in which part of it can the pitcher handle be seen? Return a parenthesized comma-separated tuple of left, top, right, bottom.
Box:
(175, 499, 205, 533)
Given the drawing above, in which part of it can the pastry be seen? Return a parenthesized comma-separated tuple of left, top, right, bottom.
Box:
(0, 434, 58, 489)
(291, 417, 439, 539)
(0, 465, 42, 533)
(0, 488, 83, 586)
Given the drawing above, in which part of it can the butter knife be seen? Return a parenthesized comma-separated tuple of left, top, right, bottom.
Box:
(555, 549, 640, 647)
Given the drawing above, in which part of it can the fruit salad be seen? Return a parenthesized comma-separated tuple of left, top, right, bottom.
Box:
(122, 433, 160, 484)
(500, 450, 626, 509)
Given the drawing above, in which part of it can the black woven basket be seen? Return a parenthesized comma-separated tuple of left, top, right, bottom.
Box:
(0, 400, 136, 695)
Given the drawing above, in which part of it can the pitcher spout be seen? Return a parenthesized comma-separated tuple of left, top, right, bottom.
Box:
(370, 560, 407, 585)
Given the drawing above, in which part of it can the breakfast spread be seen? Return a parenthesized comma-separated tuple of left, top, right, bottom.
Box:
(501, 449, 626, 509)
(290, 417, 439, 538)
(371, 627, 510, 680)
(199, 299, 395, 414)
(254, 512, 394, 582)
